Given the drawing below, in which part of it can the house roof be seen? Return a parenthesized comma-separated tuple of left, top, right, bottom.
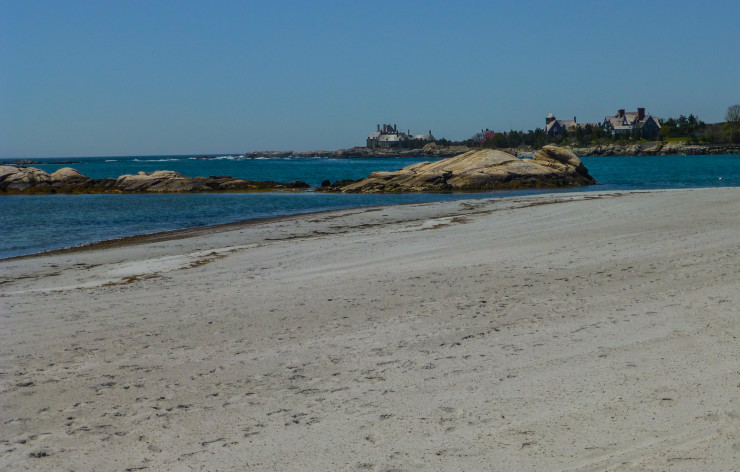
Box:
(546, 119, 576, 132)
(604, 111, 661, 129)
(623, 112, 639, 123)
(604, 116, 627, 127)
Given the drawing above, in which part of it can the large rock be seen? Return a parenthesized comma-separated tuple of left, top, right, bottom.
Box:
(332, 145, 595, 193)
(115, 170, 191, 192)
(50, 167, 90, 184)
(0, 165, 91, 191)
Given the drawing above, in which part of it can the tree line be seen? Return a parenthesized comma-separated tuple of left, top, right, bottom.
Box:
(442, 105, 740, 149)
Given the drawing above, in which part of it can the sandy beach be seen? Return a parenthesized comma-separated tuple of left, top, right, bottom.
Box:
(1, 188, 738, 471)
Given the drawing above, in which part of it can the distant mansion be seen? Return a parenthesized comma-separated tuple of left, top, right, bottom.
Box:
(546, 108, 662, 138)
(367, 124, 435, 148)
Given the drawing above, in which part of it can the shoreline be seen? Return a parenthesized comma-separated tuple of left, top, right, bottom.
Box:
(0, 183, 637, 261)
(2, 187, 739, 470)
(0, 188, 600, 261)
(0, 184, 723, 261)
(0, 203, 392, 261)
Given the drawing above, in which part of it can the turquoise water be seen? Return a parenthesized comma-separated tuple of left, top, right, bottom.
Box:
(1, 154, 739, 259)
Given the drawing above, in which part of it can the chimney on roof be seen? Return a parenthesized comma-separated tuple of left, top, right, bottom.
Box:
(393, 124, 397, 133)
(618, 109, 625, 118)
(377, 124, 380, 132)
(638, 108, 645, 120)
(574, 116, 577, 123)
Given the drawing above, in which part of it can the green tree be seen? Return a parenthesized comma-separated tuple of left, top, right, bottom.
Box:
(726, 104, 740, 124)
(725, 105, 740, 143)
(574, 126, 584, 144)
(492, 133, 509, 148)
(508, 130, 523, 147)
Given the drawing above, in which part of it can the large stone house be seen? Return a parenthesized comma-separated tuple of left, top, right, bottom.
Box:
(603, 108, 661, 138)
(545, 114, 579, 137)
(367, 124, 435, 149)
(545, 108, 662, 139)
(545, 114, 598, 137)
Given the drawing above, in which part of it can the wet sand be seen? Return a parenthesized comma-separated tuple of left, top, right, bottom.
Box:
(1, 188, 738, 471)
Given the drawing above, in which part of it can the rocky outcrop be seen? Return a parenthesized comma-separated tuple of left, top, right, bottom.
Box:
(324, 146, 595, 193)
(0, 166, 92, 191)
(0, 159, 80, 165)
(234, 144, 472, 159)
(570, 141, 740, 156)
(0, 166, 309, 194)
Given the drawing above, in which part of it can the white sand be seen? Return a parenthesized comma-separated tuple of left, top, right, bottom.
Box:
(1, 188, 738, 471)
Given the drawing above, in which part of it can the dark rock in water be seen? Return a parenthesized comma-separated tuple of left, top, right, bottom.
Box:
(241, 143, 472, 159)
(0, 166, 309, 194)
(324, 145, 595, 193)
(320, 178, 361, 190)
(2, 159, 80, 165)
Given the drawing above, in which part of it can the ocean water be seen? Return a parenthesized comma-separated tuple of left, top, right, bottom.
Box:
(1, 154, 739, 259)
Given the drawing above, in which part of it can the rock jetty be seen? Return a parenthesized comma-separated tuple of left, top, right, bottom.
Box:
(323, 145, 595, 193)
(0, 166, 309, 194)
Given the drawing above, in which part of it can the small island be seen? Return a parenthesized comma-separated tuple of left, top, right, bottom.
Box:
(321, 146, 595, 193)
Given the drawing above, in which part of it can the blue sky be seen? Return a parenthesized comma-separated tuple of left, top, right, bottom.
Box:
(2, 0, 739, 157)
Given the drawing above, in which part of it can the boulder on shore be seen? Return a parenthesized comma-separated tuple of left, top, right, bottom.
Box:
(328, 145, 595, 193)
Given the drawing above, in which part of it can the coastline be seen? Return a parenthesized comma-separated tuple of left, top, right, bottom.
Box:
(2, 141, 737, 166)
(234, 141, 740, 159)
(230, 142, 740, 159)
(570, 141, 740, 156)
(2, 188, 738, 470)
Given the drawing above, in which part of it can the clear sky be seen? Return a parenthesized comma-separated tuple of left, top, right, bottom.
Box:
(2, 0, 739, 157)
